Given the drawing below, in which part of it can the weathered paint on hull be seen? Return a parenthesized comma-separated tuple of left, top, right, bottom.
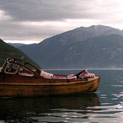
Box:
(0, 77, 100, 97)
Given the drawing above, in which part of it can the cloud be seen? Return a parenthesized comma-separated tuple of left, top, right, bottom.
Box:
(0, 0, 99, 21)
(0, 0, 123, 43)
(0, 10, 11, 21)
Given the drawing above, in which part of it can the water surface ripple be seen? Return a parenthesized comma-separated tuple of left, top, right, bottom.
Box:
(0, 70, 123, 123)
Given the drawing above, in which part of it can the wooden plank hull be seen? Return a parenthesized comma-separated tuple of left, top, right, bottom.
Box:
(0, 76, 100, 97)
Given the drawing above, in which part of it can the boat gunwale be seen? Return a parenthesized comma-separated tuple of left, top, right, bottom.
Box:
(0, 76, 100, 86)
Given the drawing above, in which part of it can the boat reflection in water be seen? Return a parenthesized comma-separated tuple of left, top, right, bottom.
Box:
(0, 94, 100, 122)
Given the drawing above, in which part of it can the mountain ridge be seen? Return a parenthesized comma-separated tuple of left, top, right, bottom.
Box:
(16, 25, 123, 68)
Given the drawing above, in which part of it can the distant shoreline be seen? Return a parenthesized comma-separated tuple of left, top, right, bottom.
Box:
(44, 68, 123, 71)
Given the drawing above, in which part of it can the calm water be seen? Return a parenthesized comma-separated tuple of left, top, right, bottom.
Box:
(0, 70, 123, 123)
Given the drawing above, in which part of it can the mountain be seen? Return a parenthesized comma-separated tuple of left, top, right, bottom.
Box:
(9, 43, 26, 47)
(18, 25, 123, 68)
(51, 34, 123, 68)
(0, 39, 39, 67)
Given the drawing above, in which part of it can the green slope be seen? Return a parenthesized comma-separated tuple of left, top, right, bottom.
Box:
(0, 39, 39, 67)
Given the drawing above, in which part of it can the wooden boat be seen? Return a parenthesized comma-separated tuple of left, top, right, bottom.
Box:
(0, 58, 100, 97)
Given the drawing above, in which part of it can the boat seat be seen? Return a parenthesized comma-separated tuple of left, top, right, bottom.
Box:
(40, 70, 53, 79)
(78, 69, 95, 79)
(40, 70, 77, 79)
(52, 74, 77, 79)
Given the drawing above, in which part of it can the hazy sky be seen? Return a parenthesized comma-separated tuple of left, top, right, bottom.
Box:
(0, 0, 123, 44)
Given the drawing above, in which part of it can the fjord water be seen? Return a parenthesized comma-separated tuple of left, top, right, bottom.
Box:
(0, 70, 123, 123)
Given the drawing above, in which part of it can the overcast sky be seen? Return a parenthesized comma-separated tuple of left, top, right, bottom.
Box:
(0, 0, 123, 44)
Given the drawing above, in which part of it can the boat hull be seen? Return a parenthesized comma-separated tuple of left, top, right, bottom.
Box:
(0, 76, 100, 97)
